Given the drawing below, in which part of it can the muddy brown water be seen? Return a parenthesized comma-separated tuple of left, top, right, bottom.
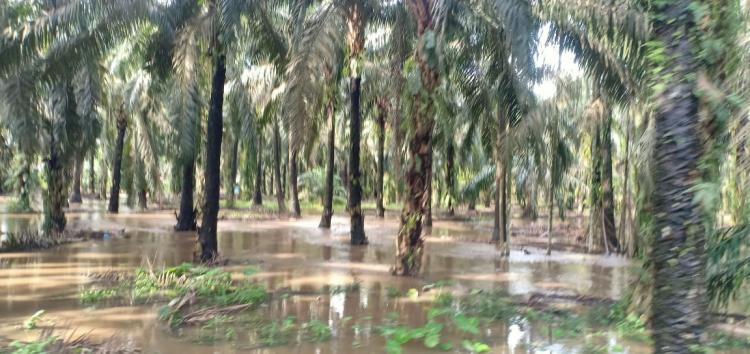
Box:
(0, 200, 711, 353)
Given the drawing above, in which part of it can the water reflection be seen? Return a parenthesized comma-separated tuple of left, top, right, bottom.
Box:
(0, 207, 713, 353)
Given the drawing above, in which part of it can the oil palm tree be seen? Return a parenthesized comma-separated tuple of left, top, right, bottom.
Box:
(393, 0, 445, 276)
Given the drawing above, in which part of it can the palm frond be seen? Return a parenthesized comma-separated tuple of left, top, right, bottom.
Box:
(283, 3, 344, 152)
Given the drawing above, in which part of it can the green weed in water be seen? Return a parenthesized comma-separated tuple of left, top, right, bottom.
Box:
(22, 310, 45, 330)
(257, 316, 297, 347)
(79, 288, 117, 305)
(330, 281, 361, 294)
(8, 336, 57, 354)
(462, 340, 491, 353)
(302, 320, 333, 342)
(460, 289, 517, 320)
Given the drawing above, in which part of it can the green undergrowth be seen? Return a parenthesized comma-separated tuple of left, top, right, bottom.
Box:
(79, 263, 269, 312)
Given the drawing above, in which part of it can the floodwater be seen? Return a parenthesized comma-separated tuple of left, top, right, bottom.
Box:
(0, 200, 723, 353)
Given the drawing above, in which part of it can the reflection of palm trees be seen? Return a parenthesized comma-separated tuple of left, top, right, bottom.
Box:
(322, 245, 332, 261)
(349, 245, 365, 263)
(493, 258, 509, 293)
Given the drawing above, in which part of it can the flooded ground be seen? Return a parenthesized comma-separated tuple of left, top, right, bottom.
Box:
(0, 199, 741, 353)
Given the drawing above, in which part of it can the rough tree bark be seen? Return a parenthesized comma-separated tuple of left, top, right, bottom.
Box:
(651, 1, 707, 351)
(319, 99, 336, 228)
(197, 48, 226, 262)
(107, 112, 127, 213)
(348, 77, 367, 245)
(394, 0, 438, 276)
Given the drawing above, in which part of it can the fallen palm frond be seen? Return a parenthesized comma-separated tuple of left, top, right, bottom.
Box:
(80, 262, 269, 327)
(0, 230, 68, 251)
(87, 270, 132, 284)
(182, 303, 252, 325)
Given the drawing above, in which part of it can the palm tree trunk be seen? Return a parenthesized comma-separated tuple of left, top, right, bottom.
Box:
(348, 77, 367, 245)
(228, 138, 239, 207)
(88, 152, 96, 197)
(376, 103, 386, 218)
(651, 2, 707, 351)
(175, 160, 197, 231)
(44, 146, 66, 233)
(446, 142, 455, 217)
(395, 1, 438, 275)
(601, 112, 620, 253)
(319, 99, 335, 228)
(18, 158, 31, 211)
(198, 52, 226, 262)
(289, 148, 301, 218)
(273, 120, 287, 213)
(619, 114, 634, 256)
(502, 156, 510, 250)
(492, 113, 505, 243)
(492, 186, 501, 243)
(138, 188, 147, 210)
(282, 145, 288, 200)
(546, 177, 554, 256)
(44, 112, 66, 234)
(69, 157, 83, 203)
(425, 164, 433, 227)
(253, 136, 264, 206)
(588, 115, 603, 252)
(107, 114, 127, 213)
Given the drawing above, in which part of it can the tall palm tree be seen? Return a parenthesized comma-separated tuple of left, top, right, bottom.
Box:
(393, 0, 443, 276)
(648, 1, 707, 349)
(647, 0, 744, 350)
